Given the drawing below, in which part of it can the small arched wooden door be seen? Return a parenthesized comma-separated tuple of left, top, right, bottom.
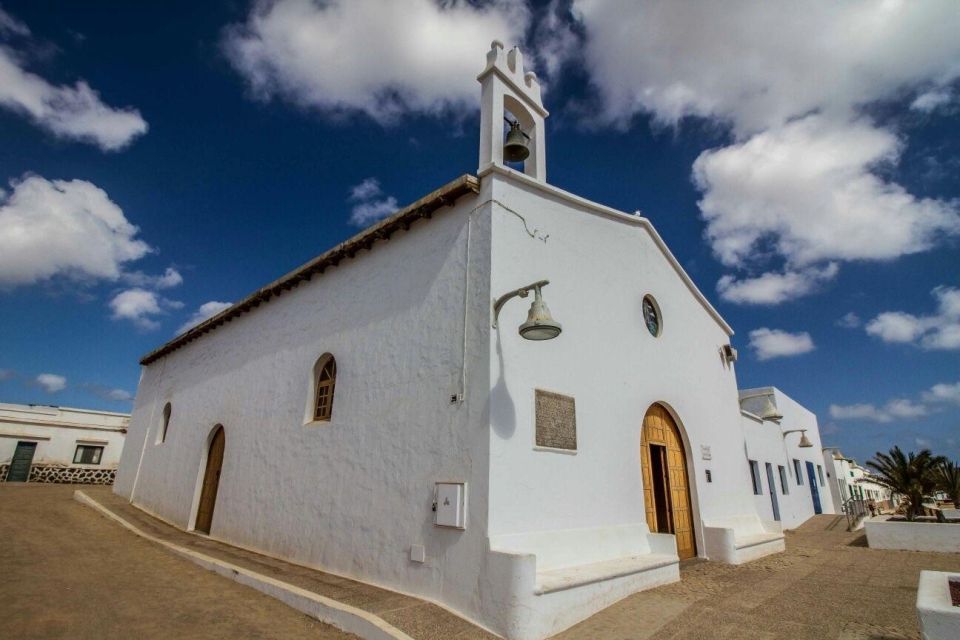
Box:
(195, 425, 225, 534)
(641, 404, 696, 560)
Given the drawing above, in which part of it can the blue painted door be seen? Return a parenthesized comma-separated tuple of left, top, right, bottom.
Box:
(765, 463, 781, 521)
(806, 461, 822, 514)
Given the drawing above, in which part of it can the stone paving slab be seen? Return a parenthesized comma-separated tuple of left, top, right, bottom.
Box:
(553, 515, 960, 640)
(81, 486, 497, 640)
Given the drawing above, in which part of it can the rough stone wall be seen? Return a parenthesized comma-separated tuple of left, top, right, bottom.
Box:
(0, 463, 116, 484)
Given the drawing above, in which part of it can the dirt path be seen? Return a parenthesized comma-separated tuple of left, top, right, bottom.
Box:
(555, 515, 960, 639)
(0, 484, 356, 640)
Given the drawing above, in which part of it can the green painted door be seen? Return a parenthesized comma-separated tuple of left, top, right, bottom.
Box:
(8, 441, 37, 482)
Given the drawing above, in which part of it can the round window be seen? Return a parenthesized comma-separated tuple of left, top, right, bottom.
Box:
(642, 296, 661, 337)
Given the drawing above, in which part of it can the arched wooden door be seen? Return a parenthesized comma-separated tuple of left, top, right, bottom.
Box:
(641, 405, 696, 560)
(195, 426, 224, 534)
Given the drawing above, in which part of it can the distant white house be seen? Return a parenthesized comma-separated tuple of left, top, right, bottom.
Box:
(115, 43, 834, 640)
(0, 402, 129, 484)
(822, 447, 894, 511)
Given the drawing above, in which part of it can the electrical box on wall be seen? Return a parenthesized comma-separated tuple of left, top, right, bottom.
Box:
(434, 482, 466, 529)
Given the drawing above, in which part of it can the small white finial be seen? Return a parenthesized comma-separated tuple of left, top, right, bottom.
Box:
(491, 40, 504, 51)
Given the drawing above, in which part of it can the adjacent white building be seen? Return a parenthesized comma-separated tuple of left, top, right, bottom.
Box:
(1, 402, 129, 484)
(823, 447, 894, 511)
(115, 44, 833, 640)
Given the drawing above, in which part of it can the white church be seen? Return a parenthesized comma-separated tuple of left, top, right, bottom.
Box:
(115, 43, 835, 640)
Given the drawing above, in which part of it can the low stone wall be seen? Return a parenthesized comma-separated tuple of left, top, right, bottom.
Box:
(865, 516, 960, 552)
(0, 463, 116, 485)
(917, 571, 960, 640)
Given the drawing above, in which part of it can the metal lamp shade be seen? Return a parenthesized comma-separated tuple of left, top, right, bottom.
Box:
(519, 288, 561, 340)
(760, 396, 783, 422)
(798, 432, 814, 448)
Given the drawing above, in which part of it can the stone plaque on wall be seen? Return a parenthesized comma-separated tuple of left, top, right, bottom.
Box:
(535, 390, 577, 450)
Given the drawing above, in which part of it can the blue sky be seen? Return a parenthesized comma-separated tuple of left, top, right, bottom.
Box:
(0, 1, 958, 465)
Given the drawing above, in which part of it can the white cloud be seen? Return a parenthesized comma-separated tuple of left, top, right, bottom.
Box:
(572, 1, 960, 135)
(829, 399, 927, 423)
(347, 177, 397, 227)
(717, 264, 838, 305)
(0, 8, 29, 37)
(121, 267, 183, 290)
(35, 373, 66, 393)
(866, 286, 960, 350)
(0, 9, 147, 150)
(223, 0, 530, 124)
(693, 116, 960, 269)
(923, 381, 960, 406)
(912, 88, 953, 113)
(569, 2, 960, 304)
(830, 380, 960, 424)
(81, 383, 133, 403)
(748, 328, 815, 361)
(177, 301, 233, 334)
(109, 288, 182, 331)
(836, 312, 861, 329)
(0, 175, 151, 287)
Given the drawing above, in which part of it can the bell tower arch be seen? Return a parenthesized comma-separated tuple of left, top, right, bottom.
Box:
(477, 41, 548, 182)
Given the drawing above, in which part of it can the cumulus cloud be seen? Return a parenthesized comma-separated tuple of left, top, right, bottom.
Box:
(81, 383, 133, 403)
(831, 379, 960, 423)
(568, 1, 960, 304)
(348, 177, 397, 227)
(836, 312, 862, 329)
(0, 8, 29, 37)
(109, 288, 182, 331)
(717, 264, 838, 305)
(0, 175, 151, 287)
(0, 8, 147, 150)
(572, 1, 960, 134)
(177, 301, 233, 334)
(748, 328, 815, 361)
(35, 373, 66, 393)
(694, 116, 960, 269)
(912, 88, 954, 113)
(121, 267, 183, 290)
(866, 286, 960, 350)
(923, 381, 960, 406)
(223, 0, 529, 124)
(830, 399, 928, 423)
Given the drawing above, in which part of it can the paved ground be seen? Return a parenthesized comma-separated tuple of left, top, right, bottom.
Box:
(59, 485, 492, 640)
(0, 484, 355, 640)
(4, 485, 960, 640)
(555, 514, 960, 640)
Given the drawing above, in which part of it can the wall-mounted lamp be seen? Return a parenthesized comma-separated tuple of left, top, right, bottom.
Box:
(782, 429, 813, 448)
(759, 395, 783, 422)
(492, 280, 562, 341)
(721, 344, 738, 363)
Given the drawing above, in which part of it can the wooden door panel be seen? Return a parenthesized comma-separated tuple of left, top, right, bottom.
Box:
(641, 405, 696, 560)
(195, 427, 225, 534)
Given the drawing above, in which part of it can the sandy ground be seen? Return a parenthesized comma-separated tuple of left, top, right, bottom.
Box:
(4, 484, 960, 639)
(0, 484, 355, 640)
(555, 514, 960, 640)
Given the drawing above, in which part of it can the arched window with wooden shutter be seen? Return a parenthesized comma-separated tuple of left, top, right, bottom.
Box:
(312, 354, 336, 422)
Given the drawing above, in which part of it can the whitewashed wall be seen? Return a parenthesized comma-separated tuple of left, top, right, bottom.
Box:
(0, 403, 128, 469)
(484, 167, 758, 544)
(115, 196, 498, 628)
(740, 387, 834, 529)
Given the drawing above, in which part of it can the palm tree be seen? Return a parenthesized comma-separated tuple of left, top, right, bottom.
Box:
(937, 459, 960, 507)
(866, 447, 944, 521)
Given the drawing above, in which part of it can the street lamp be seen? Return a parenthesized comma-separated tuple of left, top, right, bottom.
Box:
(492, 280, 562, 341)
(782, 429, 813, 448)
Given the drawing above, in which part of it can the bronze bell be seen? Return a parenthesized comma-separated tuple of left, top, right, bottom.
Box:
(503, 121, 529, 163)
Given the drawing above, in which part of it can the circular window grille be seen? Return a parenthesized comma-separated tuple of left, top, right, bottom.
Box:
(642, 295, 661, 337)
